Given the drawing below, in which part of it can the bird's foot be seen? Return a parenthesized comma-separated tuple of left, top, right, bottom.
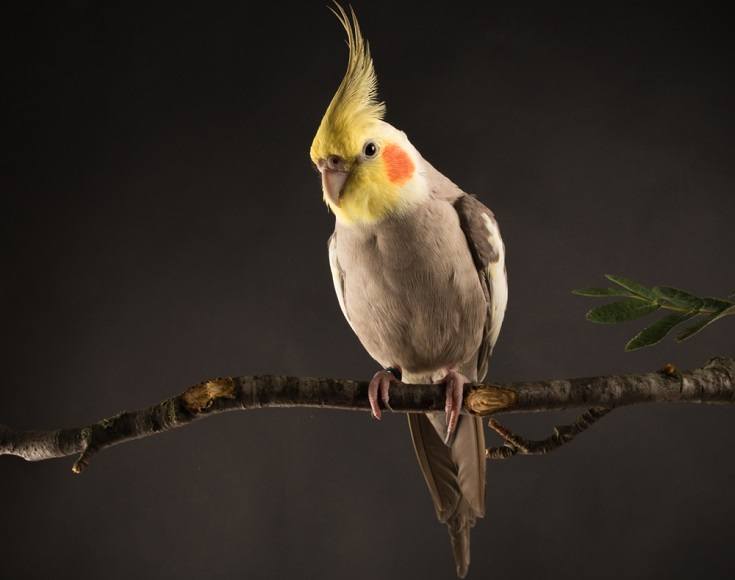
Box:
(442, 369, 470, 444)
(368, 367, 401, 420)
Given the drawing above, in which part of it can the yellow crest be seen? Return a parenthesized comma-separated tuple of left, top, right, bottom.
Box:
(310, 3, 385, 163)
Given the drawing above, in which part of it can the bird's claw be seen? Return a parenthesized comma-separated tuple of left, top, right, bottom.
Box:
(368, 369, 400, 420)
(443, 369, 469, 444)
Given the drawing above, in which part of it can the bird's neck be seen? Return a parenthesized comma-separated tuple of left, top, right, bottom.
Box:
(334, 167, 430, 227)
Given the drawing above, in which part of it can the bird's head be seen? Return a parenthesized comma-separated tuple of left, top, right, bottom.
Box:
(310, 4, 427, 226)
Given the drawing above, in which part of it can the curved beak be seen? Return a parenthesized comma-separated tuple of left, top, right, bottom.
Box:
(321, 170, 348, 206)
(317, 156, 350, 206)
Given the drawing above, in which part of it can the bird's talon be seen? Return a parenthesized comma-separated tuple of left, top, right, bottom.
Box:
(368, 368, 401, 420)
(442, 369, 469, 443)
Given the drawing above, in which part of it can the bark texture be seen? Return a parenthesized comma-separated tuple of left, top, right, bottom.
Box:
(1, 357, 732, 473)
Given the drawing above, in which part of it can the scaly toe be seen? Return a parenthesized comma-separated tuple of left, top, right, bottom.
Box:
(443, 369, 469, 444)
(368, 369, 400, 420)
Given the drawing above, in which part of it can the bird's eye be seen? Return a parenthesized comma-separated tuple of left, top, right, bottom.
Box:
(363, 141, 378, 159)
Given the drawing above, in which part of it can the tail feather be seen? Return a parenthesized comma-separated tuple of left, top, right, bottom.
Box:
(408, 413, 486, 577)
(447, 499, 474, 578)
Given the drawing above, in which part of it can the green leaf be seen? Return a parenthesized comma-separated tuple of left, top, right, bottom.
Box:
(677, 304, 735, 341)
(701, 297, 735, 311)
(625, 312, 696, 351)
(586, 299, 659, 324)
(572, 287, 633, 297)
(605, 275, 657, 301)
(653, 286, 703, 310)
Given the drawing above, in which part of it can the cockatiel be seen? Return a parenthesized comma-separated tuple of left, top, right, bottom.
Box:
(310, 4, 507, 578)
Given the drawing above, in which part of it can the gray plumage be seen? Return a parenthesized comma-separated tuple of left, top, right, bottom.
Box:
(328, 158, 507, 577)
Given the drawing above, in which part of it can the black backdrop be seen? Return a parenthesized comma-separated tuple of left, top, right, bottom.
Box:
(2, 2, 734, 579)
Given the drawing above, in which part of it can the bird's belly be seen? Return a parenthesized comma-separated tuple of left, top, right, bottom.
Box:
(341, 227, 486, 375)
(357, 281, 481, 374)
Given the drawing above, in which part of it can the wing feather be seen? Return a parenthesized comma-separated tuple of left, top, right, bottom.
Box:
(327, 231, 352, 328)
(452, 195, 508, 381)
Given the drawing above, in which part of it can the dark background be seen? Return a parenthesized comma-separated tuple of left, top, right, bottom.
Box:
(2, 2, 734, 579)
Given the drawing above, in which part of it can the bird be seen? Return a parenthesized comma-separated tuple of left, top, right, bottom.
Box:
(310, 4, 507, 577)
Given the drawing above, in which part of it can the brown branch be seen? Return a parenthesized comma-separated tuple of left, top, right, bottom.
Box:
(485, 407, 612, 459)
(1, 357, 733, 473)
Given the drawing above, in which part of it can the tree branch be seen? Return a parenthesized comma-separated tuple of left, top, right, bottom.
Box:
(1, 357, 732, 473)
(486, 407, 612, 459)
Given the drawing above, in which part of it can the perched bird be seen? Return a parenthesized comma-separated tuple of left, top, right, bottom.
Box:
(310, 5, 507, 577)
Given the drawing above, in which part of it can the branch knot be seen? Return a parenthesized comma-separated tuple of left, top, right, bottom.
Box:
(465, 385, 517, 415)
(183, 378, 237, 413)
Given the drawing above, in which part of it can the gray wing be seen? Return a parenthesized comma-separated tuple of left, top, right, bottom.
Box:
(452, 195, 508, 381)
(328, 231, 354, 331)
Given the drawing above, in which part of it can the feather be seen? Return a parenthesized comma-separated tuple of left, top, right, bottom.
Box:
(310, 2, 385, 163)
(452, 194, 508, 380)
(408, 413, 486, 578)
(328, 231, 351, 327)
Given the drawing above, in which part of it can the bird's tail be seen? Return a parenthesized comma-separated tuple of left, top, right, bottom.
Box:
(446, 497, 475, 578)
(408, 412, 486, 578)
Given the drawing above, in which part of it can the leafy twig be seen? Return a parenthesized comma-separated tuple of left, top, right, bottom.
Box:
(573, 275, 735, 350)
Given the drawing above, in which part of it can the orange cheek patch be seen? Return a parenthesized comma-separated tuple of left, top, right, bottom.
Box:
(383, 143, 414, 184)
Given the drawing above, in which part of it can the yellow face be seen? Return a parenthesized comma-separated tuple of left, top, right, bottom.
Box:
(311, 123, 421, 225)
(310, 4, 426, 225)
